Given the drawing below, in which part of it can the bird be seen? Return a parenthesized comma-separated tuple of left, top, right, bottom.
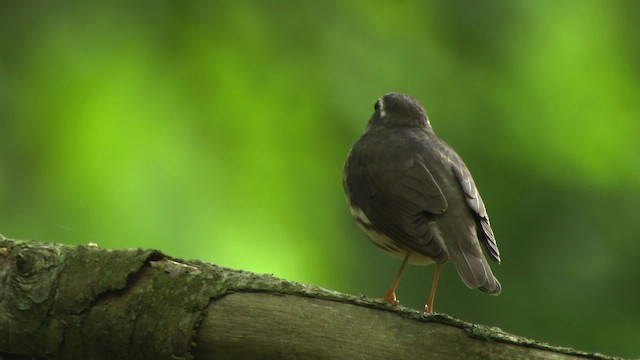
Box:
(343, 93, 501, 313)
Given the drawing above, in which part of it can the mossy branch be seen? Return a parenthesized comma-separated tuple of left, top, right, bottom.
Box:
(0, 236, 620, 360)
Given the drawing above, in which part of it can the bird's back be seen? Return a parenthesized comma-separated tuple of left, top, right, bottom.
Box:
(345, 125, 501, 294)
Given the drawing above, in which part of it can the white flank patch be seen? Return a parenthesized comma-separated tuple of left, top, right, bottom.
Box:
(349, 205, 434, 265)
(349, 205, 372, 227)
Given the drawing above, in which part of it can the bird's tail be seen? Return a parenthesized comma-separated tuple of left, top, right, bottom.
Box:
(449, 241, 502, 295)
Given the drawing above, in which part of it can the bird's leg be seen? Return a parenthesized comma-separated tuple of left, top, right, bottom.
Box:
(378, 252, 411, 306)
(424, 262, 442, 313)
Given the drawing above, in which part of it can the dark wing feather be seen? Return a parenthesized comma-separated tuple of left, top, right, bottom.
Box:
(347, 152, 449, 261)
(451, 158, 501, 263)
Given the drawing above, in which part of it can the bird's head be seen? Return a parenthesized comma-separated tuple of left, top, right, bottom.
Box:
(368, 93, 431, 129)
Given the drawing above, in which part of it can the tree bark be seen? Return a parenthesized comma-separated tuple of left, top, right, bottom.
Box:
(0, 236, 621, 360)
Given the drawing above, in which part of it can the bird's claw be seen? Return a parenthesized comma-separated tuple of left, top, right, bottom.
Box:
(377, 294, 400, 307)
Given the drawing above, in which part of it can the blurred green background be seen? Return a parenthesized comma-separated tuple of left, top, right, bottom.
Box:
(1, 0, 639, 357)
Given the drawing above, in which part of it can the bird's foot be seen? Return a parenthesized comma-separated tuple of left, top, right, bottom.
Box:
(377, 292, 400, 306)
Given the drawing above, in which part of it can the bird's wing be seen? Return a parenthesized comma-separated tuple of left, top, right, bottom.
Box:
(348, 153, 449, 261)
(451, 157, 501, 263)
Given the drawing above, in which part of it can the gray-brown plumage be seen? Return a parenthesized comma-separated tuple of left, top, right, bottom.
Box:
(343, 93, 501, 310)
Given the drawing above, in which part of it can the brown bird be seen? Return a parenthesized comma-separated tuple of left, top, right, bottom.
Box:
(343, 93, 501, 313)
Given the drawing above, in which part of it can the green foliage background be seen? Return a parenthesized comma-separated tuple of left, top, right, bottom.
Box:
(1, 1, 639, 357)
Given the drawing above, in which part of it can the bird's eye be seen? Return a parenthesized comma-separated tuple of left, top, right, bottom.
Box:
(374, 100, 381, 112)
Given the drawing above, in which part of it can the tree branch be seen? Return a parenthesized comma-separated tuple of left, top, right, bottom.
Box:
(0, 236, 621, 360)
